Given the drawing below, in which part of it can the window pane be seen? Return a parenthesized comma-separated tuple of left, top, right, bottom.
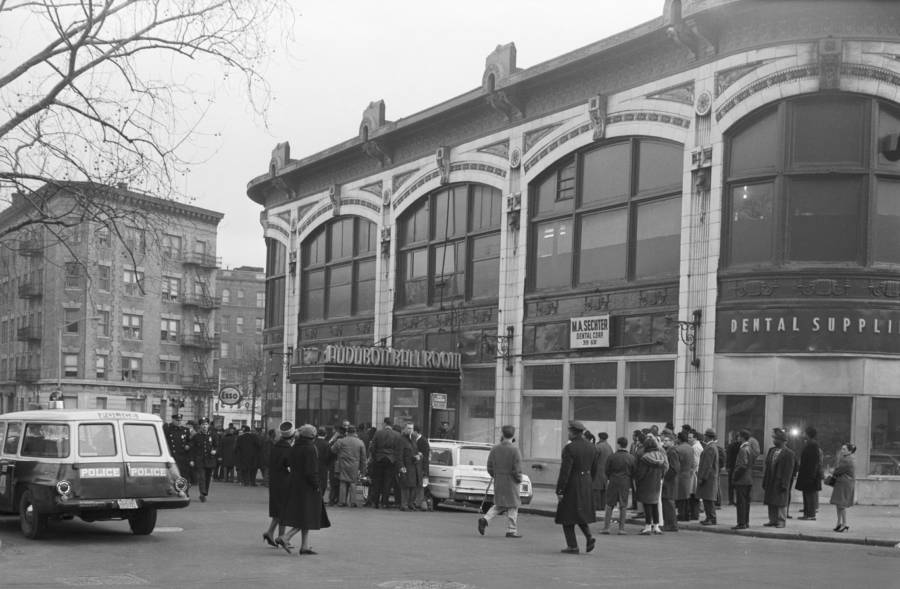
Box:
(638, 140, 683, 194)
(471, 233, 500, 299)
(78, 424, 116, 457)
(22, 424, 70, 458)
(581, 143, 629, 207)
(627, 397, 673, 432)
(874, 179, 900, 264)
(330, 218, 354, 261)
(729, 108, 778, 176)
(302, 269, 324, 321)
(871, 398, 900, 476)
(878, 106, 900, 172)
(524, 364, 563, 389)
(787, 177, 860, 261)
(578, 209, 627, 283)
(434, 186, 467, 240)
(730, 183, 775, 265)
(571, 397, 617, 441)
(433, 242, 464, 300)
(635, 196, 681, 278)
(522, 396, 562, 459)
(534, 219, 572, 289)
(791, 98, 865, 167)
(783, 396, 852, 470)
(571, 363, 617, 389)
(471, 185, 502, 231)
(400, 248, 428, 306)
(463, 367, 496, 391)
(460, 396, 494, 443)
(400, 199, 429, 245)
(534, 162, 575, 216)
(355, 260, 376, 314)
(357, 219, 377, 254)
(626, 360, 674, 389)
(303, 229, 326, 267)
(124, 424, 162, 456)
(720, 395, 766, 454)
(327, 264, 352, 318)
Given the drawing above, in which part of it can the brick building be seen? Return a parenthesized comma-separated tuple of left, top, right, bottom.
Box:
(248, 0, 900, 502)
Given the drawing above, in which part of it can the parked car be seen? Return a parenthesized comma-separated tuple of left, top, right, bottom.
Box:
(428, 439, 532, 509)
(0, 409, 190, 539)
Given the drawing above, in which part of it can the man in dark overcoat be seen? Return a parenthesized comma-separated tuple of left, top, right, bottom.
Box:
(234, 425, 260, 486)
(794, 426, 823, 520)
(413, 425, 431, 510)
(189, 417, 219, 502)
(731, 429, 759, 530)
(725, 431, 741, 505)
(478, 425, 523, 538)
(555, 421, 599, 554)
(762, 427, 796, 528)
(594, 432, 614, 511)
(697, 428, 721, 525)
(397, 423, 421, 511)
(164, 414, 192, 482)
(674, 431, 695, 521)
(368, 418, 398, 508)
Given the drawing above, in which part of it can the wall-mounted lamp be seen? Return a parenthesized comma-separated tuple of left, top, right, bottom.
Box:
(669, 310, 701, 368)
(484, 326, 515, 373)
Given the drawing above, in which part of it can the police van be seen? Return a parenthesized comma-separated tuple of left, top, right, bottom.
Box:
(0, 409, 190, 539)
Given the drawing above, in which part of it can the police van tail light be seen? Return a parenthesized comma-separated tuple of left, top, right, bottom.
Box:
(56, 480, 73, 499)
(173, 476, 189, 494)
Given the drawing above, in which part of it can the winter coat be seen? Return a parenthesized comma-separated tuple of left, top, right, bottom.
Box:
(487, 439, 523, 508)
(396, 433, 421, 488)
(219, 431, 237, 468)
(415, 435, 430, 483)
(331, 434, 367, 483)
(555, 437, 599, 525)
(829, 454, 855, 508)
(370, 426, 398, 463)
(268, 438, 292, 518)
(732, 441, 758, 486)
(314, 437, 331, 477)
(234, 432, 260, 471)
(762, 445, 796, 507)
(189, 430, 219, 469)
(662, 445, 681, 499)
(696, 442, 720, 501)
(281, 437, 331, 530)
(795, 439, 824, 492)
(634, 448, 667, 505)
(674, 441, 695, 500)
(593, 441, 614, 491)
(605, 449, 636, 503)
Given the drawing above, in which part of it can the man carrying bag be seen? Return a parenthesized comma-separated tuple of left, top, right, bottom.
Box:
(477, 425, 524, 538)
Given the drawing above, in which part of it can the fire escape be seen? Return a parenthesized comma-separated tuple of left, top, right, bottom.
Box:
(180, 250, 220, 412)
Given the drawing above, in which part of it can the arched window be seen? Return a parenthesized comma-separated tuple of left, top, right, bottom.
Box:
(396, 183, 502, 308)
(301, 217, 377, 322)
(528, 137, 683, 291)
(724, 94, 900, 268)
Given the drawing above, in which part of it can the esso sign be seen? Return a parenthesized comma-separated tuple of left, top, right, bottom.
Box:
(219, 386, 242, 406)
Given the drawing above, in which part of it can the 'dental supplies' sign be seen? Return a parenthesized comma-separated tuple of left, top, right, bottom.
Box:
(570, 315, 610, 349)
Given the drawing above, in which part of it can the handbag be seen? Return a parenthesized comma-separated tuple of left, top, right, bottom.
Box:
(824, 474, 836, 487)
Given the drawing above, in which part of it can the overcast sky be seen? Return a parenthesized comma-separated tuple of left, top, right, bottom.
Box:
(187, 1, 666, 269)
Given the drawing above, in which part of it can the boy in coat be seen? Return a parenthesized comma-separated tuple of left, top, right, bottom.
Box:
(478, 425, 524, 538)
(762, 427, 796, 528)
(555, 421, 599, 553)
(602, 437, 636, 535)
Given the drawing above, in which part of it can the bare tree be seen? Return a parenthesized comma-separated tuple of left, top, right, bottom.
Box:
(0, 0, 292, 251)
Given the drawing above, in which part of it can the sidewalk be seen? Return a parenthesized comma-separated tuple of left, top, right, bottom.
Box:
(520, 486, 900, 548)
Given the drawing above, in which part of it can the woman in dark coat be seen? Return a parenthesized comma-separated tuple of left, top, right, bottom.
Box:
(634, 435, 668, 535)
(262, 422, 294, 547)
(277, 424, 331, 554)
(829, 443, 856, 533)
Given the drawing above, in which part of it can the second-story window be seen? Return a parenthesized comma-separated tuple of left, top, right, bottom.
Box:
(122, 314, 142, 340)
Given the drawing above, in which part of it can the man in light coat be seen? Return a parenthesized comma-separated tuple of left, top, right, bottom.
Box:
(697, 428, 721, 525)
(762, 427, 797, 528)
(331, 425, 367, 507)
(478, 425, 524, 538)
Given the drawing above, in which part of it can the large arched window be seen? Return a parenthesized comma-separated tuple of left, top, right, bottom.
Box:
(301, 217, 377, 322)
(724, 94, 900, 268)
(396, 183, 502, 308)
(528, 137, 683, 291)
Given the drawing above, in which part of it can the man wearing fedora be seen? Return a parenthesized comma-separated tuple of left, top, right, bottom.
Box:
(555, 421, 599, 554)
(478, 425, 524, 538)
(762, 427, 796, 528)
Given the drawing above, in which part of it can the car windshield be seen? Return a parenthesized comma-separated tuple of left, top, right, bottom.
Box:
(458, 447, 489, 467)
(124, 424, 162, 456)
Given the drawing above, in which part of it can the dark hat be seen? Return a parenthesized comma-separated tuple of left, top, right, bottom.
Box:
(171, 414, 182, 420)
(772, 427, 788, 441)
(568, 420, 585, 432)
(704, 428, 717, 439)
(198, 417, 210, 425)
(501, 425, 516, 438)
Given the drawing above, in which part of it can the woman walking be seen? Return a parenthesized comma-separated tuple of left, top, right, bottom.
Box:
(276, 424, 331, 554)
(830, 443, 856, 533)
(634, 435, 668, 535)
(262, 422, 295, 547)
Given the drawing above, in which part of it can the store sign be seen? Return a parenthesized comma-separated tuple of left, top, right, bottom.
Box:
(218, 386, 242, 406)
(431, 392, 447, 410)
(716, 308, 900, 354)
(320, 345, 461, 370)
(569, 315, 610, 349)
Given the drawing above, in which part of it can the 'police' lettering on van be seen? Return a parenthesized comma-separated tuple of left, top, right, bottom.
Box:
(80, 467, 121, 478)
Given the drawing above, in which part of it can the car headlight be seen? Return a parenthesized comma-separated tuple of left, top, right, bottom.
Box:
(56, 480, 72, 497)
(174, 476, 189, 493)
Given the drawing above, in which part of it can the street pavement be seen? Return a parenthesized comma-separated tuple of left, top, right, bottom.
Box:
(1, 481, 899, 589)
(521, 486, 900, 548)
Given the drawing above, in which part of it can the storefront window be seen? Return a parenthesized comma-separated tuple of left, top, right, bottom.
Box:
(627, 396, 672, 434)
(717, 395, 765, 453)
(522, 396, 562, 459)
(571, 396, 616, 441)
(783, 396, 852, 470)
(524, 364, 563, 390)
(626, 360, 674, 389)
(871, 398, 900, 476)
(571, 362, 617, 390)
(294, 384, 372, 432)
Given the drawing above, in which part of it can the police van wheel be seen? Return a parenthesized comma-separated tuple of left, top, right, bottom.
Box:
(19, 490, 48, 540)
(128, 508, 158, 535)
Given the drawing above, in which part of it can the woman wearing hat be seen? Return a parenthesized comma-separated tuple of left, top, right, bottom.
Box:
(277, 424, 331, 554)
(829, 443, 856, 532)
(262, 422, 295, 547)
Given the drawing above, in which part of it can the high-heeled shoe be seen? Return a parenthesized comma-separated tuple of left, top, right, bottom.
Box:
(275, 537, 294, 553)
(836, 525, 849, 533)
(262, 533, 277, 547)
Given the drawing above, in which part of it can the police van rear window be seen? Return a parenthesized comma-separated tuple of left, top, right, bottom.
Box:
(124, 424, 162, 457)
(3, 423, 21, 454)
(21, 424, 70, 458)
(79, 424, 117, 457)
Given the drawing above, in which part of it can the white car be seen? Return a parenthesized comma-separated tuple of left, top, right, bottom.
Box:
(428, 439, 533, 509)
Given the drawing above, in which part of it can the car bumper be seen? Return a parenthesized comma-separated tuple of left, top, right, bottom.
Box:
(52, 495, 190, 513)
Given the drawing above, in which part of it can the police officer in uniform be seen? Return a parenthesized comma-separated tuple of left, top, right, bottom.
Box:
(190, 417, 219, 502)
(164, 414, 192, 482)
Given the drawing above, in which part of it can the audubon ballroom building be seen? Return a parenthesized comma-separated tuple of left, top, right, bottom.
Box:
(248, 0, 900, 502)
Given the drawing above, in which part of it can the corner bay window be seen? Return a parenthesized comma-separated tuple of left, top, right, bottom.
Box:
(530, 138, 683, 291)
(397, 184, 502, 307)
(725, 95, 900, 268)
(301, 217, 376, 321)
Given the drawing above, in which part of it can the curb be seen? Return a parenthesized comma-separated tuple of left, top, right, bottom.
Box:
(518, 506, 899, 548)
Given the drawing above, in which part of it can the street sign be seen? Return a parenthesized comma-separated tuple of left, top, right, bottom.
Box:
(431, 392, 447, 409)
(218, 386, 242, 406)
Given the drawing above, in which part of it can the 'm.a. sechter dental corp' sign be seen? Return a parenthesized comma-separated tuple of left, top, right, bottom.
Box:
(570, 315, 610, 349)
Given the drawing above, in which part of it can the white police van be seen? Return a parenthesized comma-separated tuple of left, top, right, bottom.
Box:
(0, 409, 190, 539)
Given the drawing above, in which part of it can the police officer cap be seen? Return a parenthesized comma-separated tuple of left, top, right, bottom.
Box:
(198, 417, 210, 425)
(171, 414, 182, 420)
(568, 420, 586, 432)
